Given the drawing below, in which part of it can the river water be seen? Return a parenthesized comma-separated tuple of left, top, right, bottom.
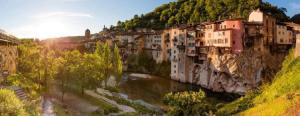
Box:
(118, 74, 238, 110)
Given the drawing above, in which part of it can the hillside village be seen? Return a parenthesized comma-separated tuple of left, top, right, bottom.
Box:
(0, 0, 300, 115)
(36, 9, 300, 94)
(110, 9, 300, 94)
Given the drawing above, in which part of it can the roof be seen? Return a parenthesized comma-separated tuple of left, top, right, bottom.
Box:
(0, 31, 19, 44)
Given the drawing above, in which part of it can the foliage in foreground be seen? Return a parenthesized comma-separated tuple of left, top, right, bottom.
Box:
(163, 89, 212, 116)
(8, 41, 58, 98)
(0, 89, 28, 116)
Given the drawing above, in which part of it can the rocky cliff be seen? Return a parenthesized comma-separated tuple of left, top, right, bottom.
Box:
(191, 48, 285, 94)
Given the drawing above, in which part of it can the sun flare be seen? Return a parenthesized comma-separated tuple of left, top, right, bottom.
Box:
(35, 19, 67, 39)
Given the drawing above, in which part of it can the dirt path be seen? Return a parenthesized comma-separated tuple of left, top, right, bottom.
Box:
(48, 84, 99, 116)
(42, 98, 55, 116)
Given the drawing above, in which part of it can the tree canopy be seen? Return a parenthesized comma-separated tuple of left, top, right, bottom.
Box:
(114, 0, 289, 31)
(291, 13, 300, 24)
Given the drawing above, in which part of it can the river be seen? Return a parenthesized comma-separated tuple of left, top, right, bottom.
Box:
(117, 74, 238, 110)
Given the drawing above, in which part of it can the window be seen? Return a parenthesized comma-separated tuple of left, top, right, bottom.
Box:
(233, 40, 235, 45)
(280, 39, 283, 43)
(223, 32, 225, 35)
(224, 25, 226, 29)
(233, 25, 235, 28)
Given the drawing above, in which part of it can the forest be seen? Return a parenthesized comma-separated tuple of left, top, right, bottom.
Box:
(113, 0, 290, 31)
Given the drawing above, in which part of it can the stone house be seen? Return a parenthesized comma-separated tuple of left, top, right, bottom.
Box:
(244, 22, 264, 51)
(248, 9, 276, 52)
(166, 27, 187, 81)
(202, 19, 245, 54)
(275, 23, 293, 51)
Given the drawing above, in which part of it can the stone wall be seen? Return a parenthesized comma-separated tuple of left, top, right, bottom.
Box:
(0, 45, 18, 76)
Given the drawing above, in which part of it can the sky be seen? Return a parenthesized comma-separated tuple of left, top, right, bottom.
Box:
(0, 0, 299, 39)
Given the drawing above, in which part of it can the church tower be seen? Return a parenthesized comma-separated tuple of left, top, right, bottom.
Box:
(85, 29, 91, 40)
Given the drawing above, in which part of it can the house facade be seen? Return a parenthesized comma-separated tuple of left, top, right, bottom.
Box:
(248, 9, 276, 52)
(296, 34, 300, 57)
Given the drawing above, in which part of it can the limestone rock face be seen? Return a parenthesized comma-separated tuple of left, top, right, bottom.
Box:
(0, 45, 18, 75)
(190, 48, 285, 94)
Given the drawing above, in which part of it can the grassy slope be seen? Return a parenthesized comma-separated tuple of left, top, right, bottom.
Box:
(217, 49, 300, 115)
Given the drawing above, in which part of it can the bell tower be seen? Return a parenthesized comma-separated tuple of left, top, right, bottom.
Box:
(85, 29, 91, 40)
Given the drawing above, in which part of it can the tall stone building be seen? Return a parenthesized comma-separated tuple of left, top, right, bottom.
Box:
(0, 31, 19, 78)
(248, 9, 276, 52)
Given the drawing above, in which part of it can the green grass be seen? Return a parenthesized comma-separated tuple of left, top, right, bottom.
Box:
(106, 95, 156, 114)
(82, 93, 119, 114)
(217, 49, 300, 115)
(253, 50, 300, 104)
(241, 49, 300, 115)
(65, 85, 120, 115)
(216, 92, 257, 116)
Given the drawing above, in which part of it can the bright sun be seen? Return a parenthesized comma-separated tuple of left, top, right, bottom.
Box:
(35, 19, 67, 39)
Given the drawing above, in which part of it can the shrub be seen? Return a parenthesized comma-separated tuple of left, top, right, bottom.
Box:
(163, 89, 212, 116)
(0, 89, 28, 116)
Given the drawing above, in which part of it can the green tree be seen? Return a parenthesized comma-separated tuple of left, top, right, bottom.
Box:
(95, 42, 113, 87)
(291, 13, 300, 24)
(55, 50, 83, 99)
(112, 45, 123, 85)
(0, 89, 28, 116)
(80, 53, 104, 94)
(163, 89, 211, 116)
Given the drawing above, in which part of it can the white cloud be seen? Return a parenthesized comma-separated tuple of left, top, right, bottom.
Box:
(289, 3, 300, 10)
(34, 11, 93, 18)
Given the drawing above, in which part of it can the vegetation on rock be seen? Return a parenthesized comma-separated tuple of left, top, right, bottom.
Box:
(217, 49, 300, 115)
